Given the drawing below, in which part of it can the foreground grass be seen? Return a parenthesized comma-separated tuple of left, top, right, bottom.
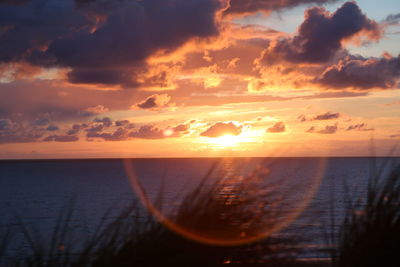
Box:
(1, 160, 399, 266)
(1, 162, 305, 266)
(330, 161, 400, 267)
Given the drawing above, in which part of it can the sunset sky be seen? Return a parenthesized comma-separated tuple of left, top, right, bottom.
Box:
(0, 0, 399, 159)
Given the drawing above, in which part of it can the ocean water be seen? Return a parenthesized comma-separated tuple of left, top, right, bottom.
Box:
(0, 157, 399, 259)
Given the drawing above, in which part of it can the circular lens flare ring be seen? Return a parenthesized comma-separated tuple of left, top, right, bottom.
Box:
(123, 157, 326, 246)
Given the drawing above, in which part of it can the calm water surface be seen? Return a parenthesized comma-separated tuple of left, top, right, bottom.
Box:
(0, 157, 399, 258)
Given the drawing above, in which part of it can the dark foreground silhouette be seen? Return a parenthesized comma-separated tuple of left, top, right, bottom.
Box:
(1, 161, 399, 267)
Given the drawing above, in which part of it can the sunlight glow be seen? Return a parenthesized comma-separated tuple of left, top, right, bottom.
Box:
(203, 129, 263, 150)
(208, 134, 241, 147)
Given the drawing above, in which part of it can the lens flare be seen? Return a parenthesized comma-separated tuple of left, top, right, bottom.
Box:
(124, 157, 326, 246)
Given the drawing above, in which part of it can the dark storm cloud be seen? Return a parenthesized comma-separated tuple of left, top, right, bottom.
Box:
(260, 2, 381, 64)
(316, 55, 400, 89)
(0, 0, 222, 86)
(0, 0, 89, 63)
(225, 0, 337, 16)
(200, 122, 242, 138)
(267, 121, 286, 133)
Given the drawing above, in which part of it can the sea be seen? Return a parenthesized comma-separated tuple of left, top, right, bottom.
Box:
(0, 157, 399, 261)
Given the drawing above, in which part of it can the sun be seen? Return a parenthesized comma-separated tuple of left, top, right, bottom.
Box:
(207, 134, 241, 148)
(197, 128, 264, 151)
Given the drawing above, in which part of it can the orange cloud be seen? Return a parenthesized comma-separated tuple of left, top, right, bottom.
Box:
(200, 121, 242, 137)
(133, 94, 173, 110)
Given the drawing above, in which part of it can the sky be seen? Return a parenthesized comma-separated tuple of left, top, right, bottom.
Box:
(0, 0, 399, 159)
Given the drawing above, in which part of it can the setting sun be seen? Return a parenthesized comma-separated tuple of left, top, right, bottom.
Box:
(207, 134, 241, 148)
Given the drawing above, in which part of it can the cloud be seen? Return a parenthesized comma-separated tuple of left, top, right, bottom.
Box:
(267, 121, 286, 133)
(0, 118, 44, 143)
(382, 13, 400, 26)
(134, 94, 172, 110)
(87, 124, 104, 133)
(129, 122, 190, 139)
(298, 114, 308, 122)
(2, 0, 223, 86)
(93, 117, 112, 127)
(0, 119, 13, 130)
(299, 111, 340, 121)
(87, 127, 129, 141)
(260, 2, 381, 64)
(115, 120, 133, 128)
(0, 122, 43, 143)
(306, 126, 316, 133)
(80, 105, 109, 117)
(0, 0, 88, 64)
(0, 114, 190, 143)
(172, 123, 189, 133)
(319, 124, 338, 134)
(33, 117, 50, 126)
(346, 123, 374, 131)
(300, 91, 369, 99)
(162, 123, 191, 137)
(316, 55, 400, 89)
(129, 125, 172, 140)
(46, 124, 59, 131)
(224, 0, 337, 17)
(200, 122, 242, 137)
(67, 123, 87, 135)
(0, 79, 138, 119)
(0, 62, 43, 82)
(307, 123, 338, 134)
(0, 0, 30, 6)
(314, 111, 340, 120)
(0, 133, 42, 144)
(84, 119, 189, 140)
(44, 135, 79, 142)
